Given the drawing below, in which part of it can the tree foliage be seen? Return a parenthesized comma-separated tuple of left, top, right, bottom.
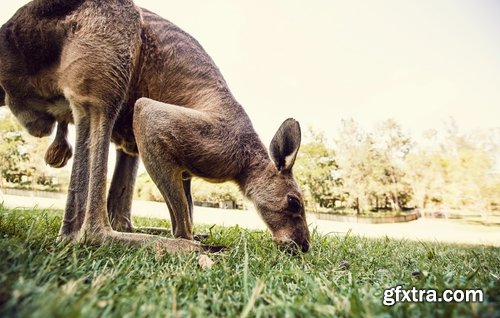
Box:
(405, 123, 499, 215)
(0, 113, 33, 184)
(294, 129, 341, 211)
(296, 118, 499, 215)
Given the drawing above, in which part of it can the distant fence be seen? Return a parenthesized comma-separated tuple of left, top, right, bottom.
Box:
(314, 210, 419, 224)
(194, 200, 243, 210)
(0, 188, 66, 199)
(1, 188, 246, 211)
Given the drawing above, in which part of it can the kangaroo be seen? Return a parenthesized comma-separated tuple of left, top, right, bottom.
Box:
(0, 0, 310, 252)
(134, 100, 310, 251)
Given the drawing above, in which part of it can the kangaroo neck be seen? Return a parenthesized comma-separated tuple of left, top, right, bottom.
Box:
(236, 151, 273, 201)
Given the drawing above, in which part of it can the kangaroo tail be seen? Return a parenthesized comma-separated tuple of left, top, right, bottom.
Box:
(32, 0, 84, 17)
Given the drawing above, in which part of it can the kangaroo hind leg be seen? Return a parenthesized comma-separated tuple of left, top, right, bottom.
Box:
(133, 98, 217, 240)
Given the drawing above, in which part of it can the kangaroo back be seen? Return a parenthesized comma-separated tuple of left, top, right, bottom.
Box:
(32, 0, 84, 16)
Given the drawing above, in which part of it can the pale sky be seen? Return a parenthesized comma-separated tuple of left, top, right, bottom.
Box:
(1, 0, 499, 147)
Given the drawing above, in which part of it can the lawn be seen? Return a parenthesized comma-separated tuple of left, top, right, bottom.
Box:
(0, 205, 498, 317)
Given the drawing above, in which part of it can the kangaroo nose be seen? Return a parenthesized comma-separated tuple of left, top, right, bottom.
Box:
(300, 241, 310, 253)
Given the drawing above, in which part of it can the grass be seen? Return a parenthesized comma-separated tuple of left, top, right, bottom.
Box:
(0, 205, 498, 317)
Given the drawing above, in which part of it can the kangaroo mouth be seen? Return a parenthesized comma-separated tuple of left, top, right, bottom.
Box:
(274, 238, 310, 253)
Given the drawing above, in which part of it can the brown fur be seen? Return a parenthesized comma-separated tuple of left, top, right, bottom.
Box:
(0, 85, 5, 105)
(134, 100, 309, 250)
(0, 0, 310, 252)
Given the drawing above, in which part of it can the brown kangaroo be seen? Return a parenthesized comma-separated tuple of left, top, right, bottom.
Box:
(0, 0, 310, 252)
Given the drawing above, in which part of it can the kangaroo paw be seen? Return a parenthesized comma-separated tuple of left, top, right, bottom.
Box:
(45, 138, 73, 168)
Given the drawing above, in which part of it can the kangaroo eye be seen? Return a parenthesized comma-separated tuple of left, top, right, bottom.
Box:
(287, 195, 302, 213)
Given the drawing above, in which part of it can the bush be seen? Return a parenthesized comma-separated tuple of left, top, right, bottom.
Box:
(134, 172, 245, 208)
(134, 172, 164, 202)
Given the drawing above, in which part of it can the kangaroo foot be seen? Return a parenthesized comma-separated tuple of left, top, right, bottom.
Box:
(134, 227, 210, 242)
(109, 231, 224, 253)
(203, 244, 225, 253)
(64, 228, 222, 253)
(107, 231, 204, 253)
(56, 231, 79, 243)
(57, 226, 203, 253)
(193, 233, 209, 241)
(134, 226, 171, 235)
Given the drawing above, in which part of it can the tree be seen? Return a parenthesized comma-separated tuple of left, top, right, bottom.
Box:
(294, 129, 341, 211)
(0, 110, 64, 191)
(438, 122, 496, 213)
(334, 119, 413, 213)
(371, 119, 413, 211)
(0, 112, 32, 184)
(404, 121, 500, 216)
(334, 119, 374, 214)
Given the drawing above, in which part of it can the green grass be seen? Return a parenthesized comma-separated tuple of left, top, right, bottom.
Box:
(0, 205, 498, 317)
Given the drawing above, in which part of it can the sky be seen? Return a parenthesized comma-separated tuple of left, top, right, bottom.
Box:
(1, 0, 499, 147)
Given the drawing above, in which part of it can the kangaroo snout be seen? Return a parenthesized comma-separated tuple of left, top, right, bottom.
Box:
(293, 225, 311, 253)
(270, 216, 311, 253)
(292, 238, 310, 253)
(301, 240, 310, 253)
(274, 235, 310, 253)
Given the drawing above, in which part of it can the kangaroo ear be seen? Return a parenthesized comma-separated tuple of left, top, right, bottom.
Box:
(270, 118, 301, 172)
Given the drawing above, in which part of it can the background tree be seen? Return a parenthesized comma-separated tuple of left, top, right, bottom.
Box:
(334, 119, 375, 214)
(0, 111, 65, 191)
(371, 119, 412, 211)
(294, 129, 341, 211)
(334, 119, 414, 213)
(436, 122, 497, 214)
(0, 113, 32, 184)
(404, 122, 499, 216)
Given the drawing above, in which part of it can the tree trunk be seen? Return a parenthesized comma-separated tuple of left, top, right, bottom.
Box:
(392, 192, 400, 211)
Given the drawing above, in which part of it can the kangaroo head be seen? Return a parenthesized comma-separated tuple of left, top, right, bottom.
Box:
(248, 118, 310, 252)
